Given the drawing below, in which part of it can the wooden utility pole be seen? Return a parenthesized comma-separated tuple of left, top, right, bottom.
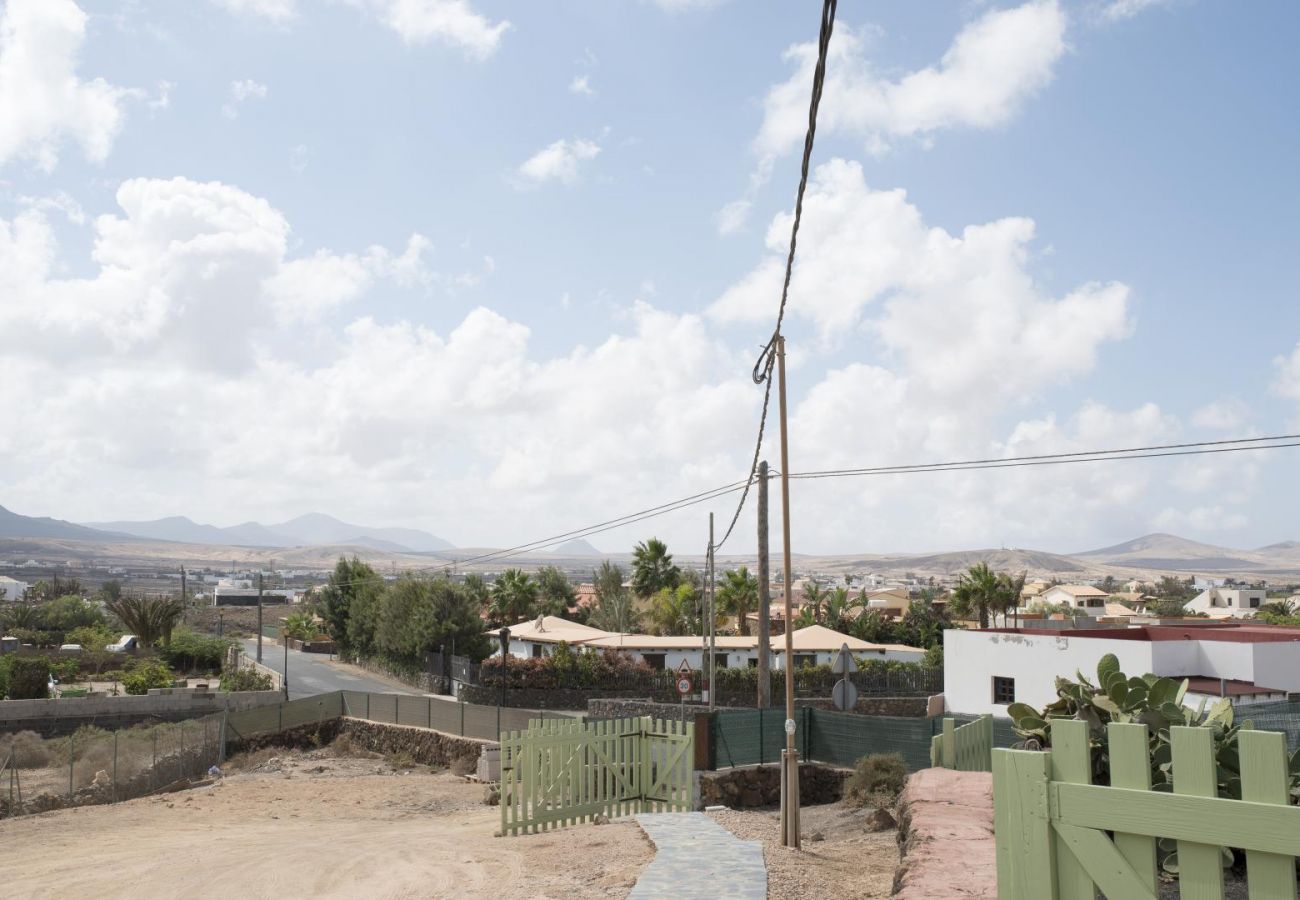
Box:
(707, 512, 715, 711)
(777, 337, 800, 849)
(180, 566, 187, 625)
(256, 571, 264, 663)
(756, 460, 771, 709)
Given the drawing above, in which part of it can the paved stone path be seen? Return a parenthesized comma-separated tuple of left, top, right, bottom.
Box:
(629, 812, 767, 899)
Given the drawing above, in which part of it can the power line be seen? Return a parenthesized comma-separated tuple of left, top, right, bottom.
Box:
(715, 0, 838, 553)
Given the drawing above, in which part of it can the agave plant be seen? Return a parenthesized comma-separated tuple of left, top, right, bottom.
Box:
(1008, 653, 1300, 873)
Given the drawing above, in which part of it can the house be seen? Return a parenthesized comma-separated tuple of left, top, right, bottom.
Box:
(945, 621, 1300, 715)
(773, 624, 925, 666)
(1038, 584, 1109, 617)
(1185, 587, 1267, 619)
(862, 587, 910, 617)
(1020, 580, 1051, 602)
(1108, 591, 1156, 611)
(494, 615, 612, 658)
(212, 578, 298, 606)
(0, 576, 29, 601)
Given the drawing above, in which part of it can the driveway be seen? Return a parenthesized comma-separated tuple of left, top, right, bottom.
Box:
(239, 638, 421, 700)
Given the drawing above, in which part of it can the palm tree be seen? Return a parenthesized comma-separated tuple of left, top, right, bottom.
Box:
(488, 569, 539, 627)
(648, 585, 698, 636)
(589, 561, 638, 633)
(997, 570, 1027, 627)
(800, 579, 827, 625)
(823, 586, 854, 630)
(631, 538, 681, 599)
(105, 595, 183, 649)
(950, 562, 1001, 628)
(717, 567, 760, 636)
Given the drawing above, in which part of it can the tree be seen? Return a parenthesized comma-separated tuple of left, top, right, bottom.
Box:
(648, 584, 700, 636)
(318, 557, 384, 653)
(716, 567, 759, 636)
(536, 566, 577, 617)
(997, 571, 1027, 627)
(27, 576, 83, 603)
(631, 538, 680, 599)
(96, 580, 122, 602)
(950, 562, 1001, 628)
(462, 573, 490, 612)
(41, 595, 106, 634)
(105, 595, 183, 649)
(1156, 575, 1194, 601)
(489, 568, 540, 627)
(588, 561, 638, 633)
(800, 580, 827, 626)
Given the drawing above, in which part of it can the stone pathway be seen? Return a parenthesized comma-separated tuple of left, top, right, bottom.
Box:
(629, 812, 767, 899)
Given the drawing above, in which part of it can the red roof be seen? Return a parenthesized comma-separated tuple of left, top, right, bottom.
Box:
(1184, 677, 1288, 697)
(983, 622, 1300, 644)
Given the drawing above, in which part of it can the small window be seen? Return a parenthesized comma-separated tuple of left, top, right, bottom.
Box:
(1250, 596, 1260, 608)
(642, 653, 666, 671)
(714, 653, 729, 670)
(992, 676, 1016, 705)
(794, 653, 817, 668)
(747, 658, 758, 668)
(531, 644, 544, 658)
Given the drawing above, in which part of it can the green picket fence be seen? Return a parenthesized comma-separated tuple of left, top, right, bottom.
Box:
(993, 718, 1300, 900)
(500, 716, 694, 836)
(930, 714, 993, 771)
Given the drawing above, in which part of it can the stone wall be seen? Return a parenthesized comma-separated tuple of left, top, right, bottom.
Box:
(459, 683, 650, 710)
(346, 656, 448, 695)
(892, 768, 995, 899)
(698, 762, 849, 809)
(586, 697, 701, 722)
(0, 689, 284, 737)
(796, 696, 931, 717)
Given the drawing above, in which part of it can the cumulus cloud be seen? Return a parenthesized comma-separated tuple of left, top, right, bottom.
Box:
(342, 0, 509, 58)
(0, 0, 134, 171)
(1274, 344, 1300, 403)
(569, 74, 594, 97)
(211, 0, 297, 23)
(1191, 399, 1250, 431)
(1096, 0, 1170, 23)
(221, 79, 268, 119)
(513, 138, 601, 188)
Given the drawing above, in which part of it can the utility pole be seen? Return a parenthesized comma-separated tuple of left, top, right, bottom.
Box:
(283, 628, 289, 700)
(707, 513, 715, 711)
(256, 572, 264, 663)
(777, 337, 800, 849)
(180, 566, 187, 625)
(757, 460, 771, 709)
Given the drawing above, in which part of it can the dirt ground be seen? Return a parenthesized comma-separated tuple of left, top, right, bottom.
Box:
(710, 802, 899, 899)
(0, 748, 655, 900)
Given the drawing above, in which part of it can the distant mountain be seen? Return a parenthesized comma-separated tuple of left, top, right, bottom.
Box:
(1077, 533, 1239, 560)
(83, 511, 452, 552)
(548, 538, 604, 557)
(1258, 540, 1300, 552)
(1, 505, 128, 541)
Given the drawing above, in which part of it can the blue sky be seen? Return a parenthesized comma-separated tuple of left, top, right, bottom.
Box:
(1, 0, 1298, 556)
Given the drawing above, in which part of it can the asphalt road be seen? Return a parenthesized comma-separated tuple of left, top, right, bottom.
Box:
(239, 638, 419, 700)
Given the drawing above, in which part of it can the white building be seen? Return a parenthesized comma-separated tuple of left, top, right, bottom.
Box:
(1185, 587, 1267, 619)
(945, 622, 1300, 715)
(491, 616, 924, 670)
(0, 576, 28, 601)
(1037, 584, 1110, 617)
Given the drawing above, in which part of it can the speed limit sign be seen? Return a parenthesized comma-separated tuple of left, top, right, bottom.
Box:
(677, 675, 692, 696)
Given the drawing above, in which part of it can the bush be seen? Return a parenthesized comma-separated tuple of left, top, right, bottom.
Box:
(219, 667, 274, 692)
(121, 659, 175, 695)
(0, 730, 53, 768)
(65, 625, 115, 653)
(6, 656, 50, 699)
(845, 752, 907, 807)
(49, 657, 80, 683)
(158, 629, 231, 673)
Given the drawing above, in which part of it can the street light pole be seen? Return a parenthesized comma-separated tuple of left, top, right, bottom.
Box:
(283, 628, 289, 700)
(777, 336, 800, 849)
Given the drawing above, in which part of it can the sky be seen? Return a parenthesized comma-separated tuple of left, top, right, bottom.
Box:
(1, 0, 1298, 558)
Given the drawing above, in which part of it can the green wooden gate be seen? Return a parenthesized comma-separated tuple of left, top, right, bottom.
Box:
(499, 716, 694, 836)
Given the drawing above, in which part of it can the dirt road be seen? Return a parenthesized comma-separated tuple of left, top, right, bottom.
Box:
(0, 754, 652, 899)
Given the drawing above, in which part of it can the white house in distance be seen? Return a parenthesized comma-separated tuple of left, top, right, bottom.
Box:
(1184, 587, 1267, 619)
(491, 616, 924, 670)
(1036, 584, 1109, 616)
(0, 576, 28, 601)
(945, 622, 1300, 715)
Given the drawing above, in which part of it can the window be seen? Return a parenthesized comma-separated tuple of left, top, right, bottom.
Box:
(642, 653, 666, 671)
(531, 644, 544, 658)
(714, 653, 729, 670)
(747, 658, 758, 668)
(1250, 596, 1261, 608)
(794, 654, 817, 669)
(992, 676, 1016, 705)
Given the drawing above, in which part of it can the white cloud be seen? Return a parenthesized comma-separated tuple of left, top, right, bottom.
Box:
(711, 159, 1132, 405)
(1274, 344, 1300, 404)
(569, 74, 595, 97)
(514, 138, 601, 188)
(342, 0, 509, 58)
(221, 79, 268, 119)
(1097, 0, 1170, 23)
(211, 0, 298, 23)
(650, 0, 728, 11)
(756, 1, 1066, 162)
(0, 0, 134, 171)
(715, 199, 751, 236)
(1190, 398, 1249, 431)
(1153, 505, 1249, 533)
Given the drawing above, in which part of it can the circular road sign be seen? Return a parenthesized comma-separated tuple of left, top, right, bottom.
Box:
(677, 676, 692, 696)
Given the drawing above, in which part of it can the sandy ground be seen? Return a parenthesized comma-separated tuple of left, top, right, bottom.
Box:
(710, 802, 899, 899)
(0, 749, 654, 900)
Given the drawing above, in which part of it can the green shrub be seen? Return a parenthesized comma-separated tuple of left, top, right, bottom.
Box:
(845, 752, 907, 807)
(6, 656, 50, 699)
(158, 629, 231, 672)
(121, 659, 175, 695)
(219, 667, 274, 692)
(65, 625, 115, 653)
(49, 657, 80, 683)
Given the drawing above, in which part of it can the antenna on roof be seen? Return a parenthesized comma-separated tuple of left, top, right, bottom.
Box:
(535, 613, 545, 632)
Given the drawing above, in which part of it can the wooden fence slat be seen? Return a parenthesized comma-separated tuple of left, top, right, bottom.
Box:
(993, 748, 1059, 900)
(1171, 726, 1225, 900)
(1050, 719, 1097, 900)
(1106, 722, 1158, 895)
(1053, 822, 1157, 900)
(1238, 730, 1298, 900)
(942, 718, 956, 768)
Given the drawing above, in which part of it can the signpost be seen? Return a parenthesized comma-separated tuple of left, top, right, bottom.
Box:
(676, 659, 693, 721)
(830, 643, 858, 712)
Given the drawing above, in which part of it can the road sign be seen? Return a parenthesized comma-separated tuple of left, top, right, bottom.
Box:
(830, 642, 858, 675)
(677, 676, 692, 696)
(832, 678, 859, 711)
(676, 659, 692, 677)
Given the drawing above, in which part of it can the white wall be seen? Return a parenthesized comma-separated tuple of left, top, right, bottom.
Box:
(0, 578, 28, 601)
(1250, 641, 1300, 693)
(944, 629, 1156, 715)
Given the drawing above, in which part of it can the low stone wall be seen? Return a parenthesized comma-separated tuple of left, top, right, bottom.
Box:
(892, 768, 996, 899)
(699, 762, 849, 809)
(347, 656, 448, 695)
(796, 696, 931, 717)
(459, 683, 642, 710)
(224, 716, 488, 772)
(586, 698, 700, 722)
(0, 690, 284, 737)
